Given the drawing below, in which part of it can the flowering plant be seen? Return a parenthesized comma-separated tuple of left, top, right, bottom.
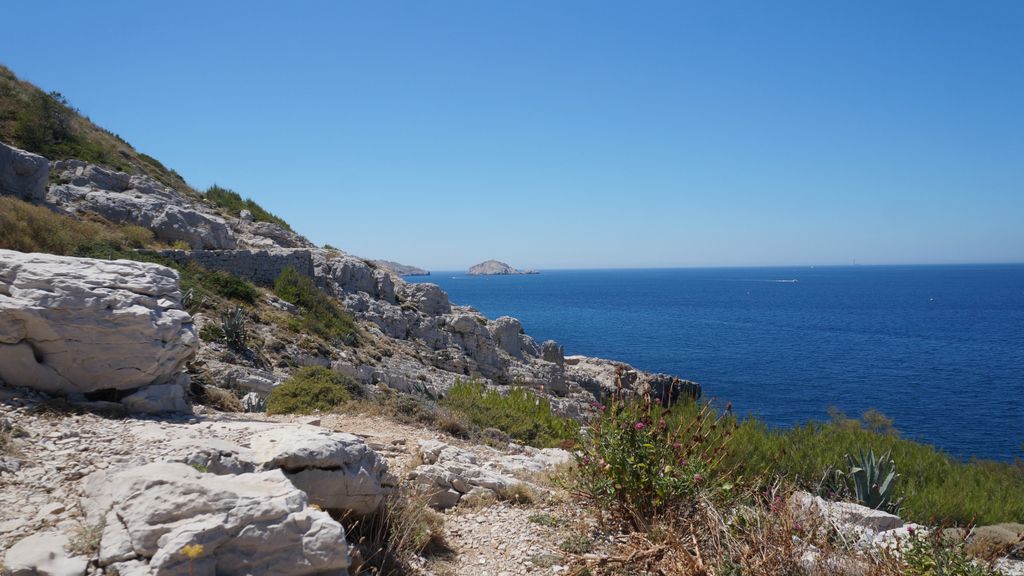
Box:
(571, 368, 735, 529)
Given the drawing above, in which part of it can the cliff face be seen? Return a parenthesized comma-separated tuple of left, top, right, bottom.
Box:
(468, 259, 539, 275)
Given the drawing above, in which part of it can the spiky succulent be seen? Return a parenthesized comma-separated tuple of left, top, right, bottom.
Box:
(220, 305, 248, 352)
(846, 448, 901, 512)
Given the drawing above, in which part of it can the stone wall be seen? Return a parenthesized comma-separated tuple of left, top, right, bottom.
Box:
(155, 249, 314, 285)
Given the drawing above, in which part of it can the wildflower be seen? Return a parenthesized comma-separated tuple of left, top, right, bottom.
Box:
(673, 442, 683, 451)
(634, 422, 645, 431)
(181, 543, 204, 559)
(907, 525, 916, 535)
(794, 522, 804, 533)
(693, 473, 703, 483)
(582, 456, 591, 465)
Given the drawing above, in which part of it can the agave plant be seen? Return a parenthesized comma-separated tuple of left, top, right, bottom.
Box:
(220, 305, 248, 352)
(846, 448, 901, 512)
(241, 392, 268, 413)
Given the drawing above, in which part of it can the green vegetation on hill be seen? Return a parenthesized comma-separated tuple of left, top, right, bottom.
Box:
(0, 64, 190, 192)
(205, 185, 290, 230)
(273, 266, 360, 346)
(441, 379, 579, 448)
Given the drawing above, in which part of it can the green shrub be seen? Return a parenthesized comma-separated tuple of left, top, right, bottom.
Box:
(199, 323, 225, 343)
(205, 185, 290, 230)
(199, 269, 258, 303)
(898, 530, 1000, 576)
(266, 366, 353, 414)
(274, 267, 360, 346)
(440, 380, 578, 448)
(572, 388, 734, 529)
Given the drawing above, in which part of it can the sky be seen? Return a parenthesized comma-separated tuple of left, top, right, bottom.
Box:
(2, 1, 1022, 270)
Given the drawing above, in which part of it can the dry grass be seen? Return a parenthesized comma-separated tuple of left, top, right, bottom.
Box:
(347, 486, 451, 575)
(0, 197, 146, 256)
(197, 386, 243, 413)
(495, 482, 539, 505)
(67, 520, 105, 557)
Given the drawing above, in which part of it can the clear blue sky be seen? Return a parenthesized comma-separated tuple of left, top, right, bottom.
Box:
(3, 1, 1022, 270)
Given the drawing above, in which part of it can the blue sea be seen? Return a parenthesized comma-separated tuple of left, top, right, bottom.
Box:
(412, 266, 1024, 462)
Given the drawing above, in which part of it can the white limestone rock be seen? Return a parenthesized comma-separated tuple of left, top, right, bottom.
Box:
(397, 282, 451, 316)
(4, 531, 89, 576)
(791, 492, 904, 537)
(82, 462, 350, 575)
(249, 425, 394, 515)
(0, 250, 197, 395)
(48, 160, 236, 250)
(0, 142, 48, 202)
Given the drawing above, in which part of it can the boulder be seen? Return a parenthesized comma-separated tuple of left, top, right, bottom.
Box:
(491, 316, 524, 358)
(4, 531, 89, 576)
(0, 250, 197, 395)
(541, 340, 565, 366)
(249, 426, 394, 515)
(0, 142, 48, 202)
(398, 282, 451, 316)
(82, 462, 350, 575)
(790, 492, 903, 535)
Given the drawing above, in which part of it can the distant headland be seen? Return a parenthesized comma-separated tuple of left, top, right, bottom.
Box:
(468, 260, 539, 276)
(373, 260, 430, 277)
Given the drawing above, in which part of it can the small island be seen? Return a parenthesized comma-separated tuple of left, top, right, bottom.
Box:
(468, 259, 539, 276)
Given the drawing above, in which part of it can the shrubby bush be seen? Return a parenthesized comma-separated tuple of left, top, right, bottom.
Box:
(440, 379, 578, 448)
(572, 372, 735, 529)
(204, 185, 290, 230)
(266, 366, 355, 414)
(274, 266, 360, 346)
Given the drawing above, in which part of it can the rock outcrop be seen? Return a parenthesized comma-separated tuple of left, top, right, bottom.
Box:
(467, 260, 538, 275)
(47, 160, 236, 250)
(0, 250, 196, 396)
(0, 142, 48, 202)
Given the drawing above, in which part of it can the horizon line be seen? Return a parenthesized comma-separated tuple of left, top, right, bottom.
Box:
(412, 261, 1024, 273)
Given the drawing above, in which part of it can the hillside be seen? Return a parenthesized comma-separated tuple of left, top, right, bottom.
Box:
(0, 65, 191, 193)
(1, 67, 1022, 576)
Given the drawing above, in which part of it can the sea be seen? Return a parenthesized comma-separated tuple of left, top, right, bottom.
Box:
(411, 265, 1024, 462)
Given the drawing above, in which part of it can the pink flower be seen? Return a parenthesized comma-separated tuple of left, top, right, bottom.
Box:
(693, 473, 703, 483)
(907, 526, 916, 535)
(634, 422, 645, 431)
